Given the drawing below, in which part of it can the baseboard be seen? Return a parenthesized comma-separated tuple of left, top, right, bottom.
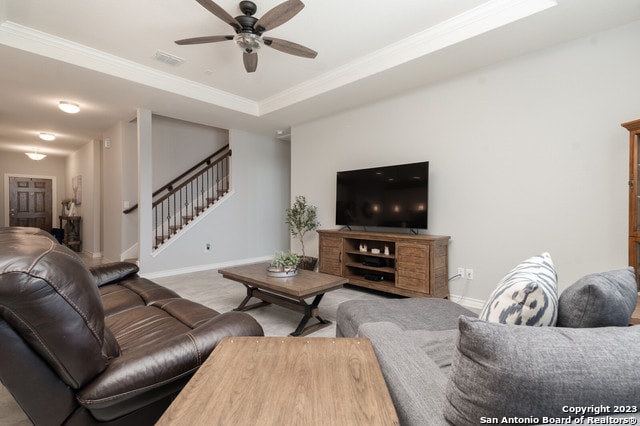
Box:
(140, 255, 272, 280)
(121, 243, 138, 262)
(448, 294, 485, 313)
(80, 250, 102, 259)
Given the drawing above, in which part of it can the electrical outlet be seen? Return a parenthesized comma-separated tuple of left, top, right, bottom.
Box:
(205, 243, 211, 252)
(457, 267, 465, 279)
(466, 269, 474, 280)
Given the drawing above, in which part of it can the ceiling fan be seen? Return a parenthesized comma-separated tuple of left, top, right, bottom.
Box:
(175, 0, 317, 73)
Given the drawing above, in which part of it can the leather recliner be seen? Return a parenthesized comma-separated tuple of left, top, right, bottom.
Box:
(0, 227, 264, 425)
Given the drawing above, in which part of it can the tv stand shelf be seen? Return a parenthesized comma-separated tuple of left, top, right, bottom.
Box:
(318, 230, 450, 298)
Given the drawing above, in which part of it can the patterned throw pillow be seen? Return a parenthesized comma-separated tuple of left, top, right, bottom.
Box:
(479, 252, 558, 326)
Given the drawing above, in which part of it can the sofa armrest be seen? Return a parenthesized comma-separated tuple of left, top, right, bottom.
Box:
(76, 311, 263, 421)
(89, 262, 139, 287)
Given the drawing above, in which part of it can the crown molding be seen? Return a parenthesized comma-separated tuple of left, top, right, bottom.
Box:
(258, 0, 557, 115)
(0, 0, 556, 118)
(0, 20, 259, 116)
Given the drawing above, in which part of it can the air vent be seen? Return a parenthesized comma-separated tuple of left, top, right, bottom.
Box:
(154, 50, 185, 66)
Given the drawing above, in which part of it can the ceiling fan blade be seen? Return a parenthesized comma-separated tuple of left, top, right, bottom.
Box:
(255, 0, 304, 33)
(263, 37, 317, 58)
(175, 35, 234, 45)
(243, 52, 258, 73)
(195, 0, 241, 30)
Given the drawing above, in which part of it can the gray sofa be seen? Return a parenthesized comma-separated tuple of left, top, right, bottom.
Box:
(337, 267, 640, 425)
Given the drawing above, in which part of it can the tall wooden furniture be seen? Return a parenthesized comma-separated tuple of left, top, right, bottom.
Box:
(318, 229, 450, 298)
(622, 119, 640, 287)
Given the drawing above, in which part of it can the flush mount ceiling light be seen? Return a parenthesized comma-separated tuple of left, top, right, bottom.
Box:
(58, 101, 80, 114)
(39, 132, 56, 141)
(25, 151, 46, 161)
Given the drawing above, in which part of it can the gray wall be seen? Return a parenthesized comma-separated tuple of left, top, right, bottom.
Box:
(291, 19, 640, 308)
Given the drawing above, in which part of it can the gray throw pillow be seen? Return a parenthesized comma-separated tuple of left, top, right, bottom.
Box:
(557, 267, 638, 327)
(443, 316, 640, 426)
(479, 252, 558, 326)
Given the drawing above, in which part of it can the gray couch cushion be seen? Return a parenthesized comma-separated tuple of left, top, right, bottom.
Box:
(359, 322, 456, 426)
(336, 298, 476, 337)
(443, 316, 640, 426)
(557, 267, 638, 327)
(479, 252, 558, 326)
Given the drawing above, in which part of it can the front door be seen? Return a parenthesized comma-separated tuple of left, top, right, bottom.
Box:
(9, 176, 53, 231)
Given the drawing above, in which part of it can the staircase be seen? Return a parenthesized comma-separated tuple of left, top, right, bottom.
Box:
(124, 145, 232, 249)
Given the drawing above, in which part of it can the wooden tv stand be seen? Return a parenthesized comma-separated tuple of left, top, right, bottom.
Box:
(318, 230, 450, 298)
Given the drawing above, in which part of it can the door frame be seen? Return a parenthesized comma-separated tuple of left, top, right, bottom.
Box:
(4, 173, 59, 227)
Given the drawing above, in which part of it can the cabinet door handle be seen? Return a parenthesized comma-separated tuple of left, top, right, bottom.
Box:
(339, 251, 342, 263)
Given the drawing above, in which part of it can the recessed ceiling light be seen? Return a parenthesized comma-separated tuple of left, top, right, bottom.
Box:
(39, 132, 56, 141)
(59, 101, 80, 114)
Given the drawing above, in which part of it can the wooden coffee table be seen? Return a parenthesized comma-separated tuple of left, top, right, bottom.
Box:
(218, 263, 347, 336)
(156, 336, 399, 425)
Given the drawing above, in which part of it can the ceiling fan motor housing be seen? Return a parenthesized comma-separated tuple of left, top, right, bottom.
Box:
(239, 1, 257, 16)
(235, 15, 259, 33)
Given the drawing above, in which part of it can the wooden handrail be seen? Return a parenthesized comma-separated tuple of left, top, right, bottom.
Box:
(153, 153, 229, 207)
(123, 145, 230, 214)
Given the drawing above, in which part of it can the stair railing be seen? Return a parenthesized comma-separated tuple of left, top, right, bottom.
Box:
(123, 145, 231, 249)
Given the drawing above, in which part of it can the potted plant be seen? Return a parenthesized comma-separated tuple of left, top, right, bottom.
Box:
(286, 195, 320, 271)
(269, 251, 300, 275)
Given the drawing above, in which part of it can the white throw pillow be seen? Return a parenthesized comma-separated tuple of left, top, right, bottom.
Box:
(479, 252, 558, 326)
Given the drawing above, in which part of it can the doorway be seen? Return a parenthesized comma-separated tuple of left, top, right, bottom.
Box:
(7, 175, 55, 232)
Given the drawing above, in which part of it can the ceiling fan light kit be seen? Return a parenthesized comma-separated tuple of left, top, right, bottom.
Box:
(234, 33, 262, 53)
(176, 0, 317, 73)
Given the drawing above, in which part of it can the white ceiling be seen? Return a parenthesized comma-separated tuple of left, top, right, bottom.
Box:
(2, 0, 640, 157)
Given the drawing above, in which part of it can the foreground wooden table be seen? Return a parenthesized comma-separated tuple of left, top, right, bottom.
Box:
(157, 336, 399, 425)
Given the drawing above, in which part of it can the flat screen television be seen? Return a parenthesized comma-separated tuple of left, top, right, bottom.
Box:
(336, 161, 429, 230)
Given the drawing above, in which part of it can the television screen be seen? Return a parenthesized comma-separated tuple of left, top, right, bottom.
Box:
(336, 161, 428, 229)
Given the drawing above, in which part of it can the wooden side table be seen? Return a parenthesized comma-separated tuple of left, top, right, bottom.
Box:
(157, 337, 399, 425)
(58, 215, 82, 252)
(631, 296, 640, 325)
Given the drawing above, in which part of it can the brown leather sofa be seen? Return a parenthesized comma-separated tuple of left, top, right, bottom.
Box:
(0, 227, 264, 425)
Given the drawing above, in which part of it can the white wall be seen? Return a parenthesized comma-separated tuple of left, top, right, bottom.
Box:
(66, 140, 101, 256)
(140, 129, 291, 276)
(151, 115, 229, 189)
(102, 121, 126, 261)
(291, 20, 640, 306)
(101, 114, 230, 262)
